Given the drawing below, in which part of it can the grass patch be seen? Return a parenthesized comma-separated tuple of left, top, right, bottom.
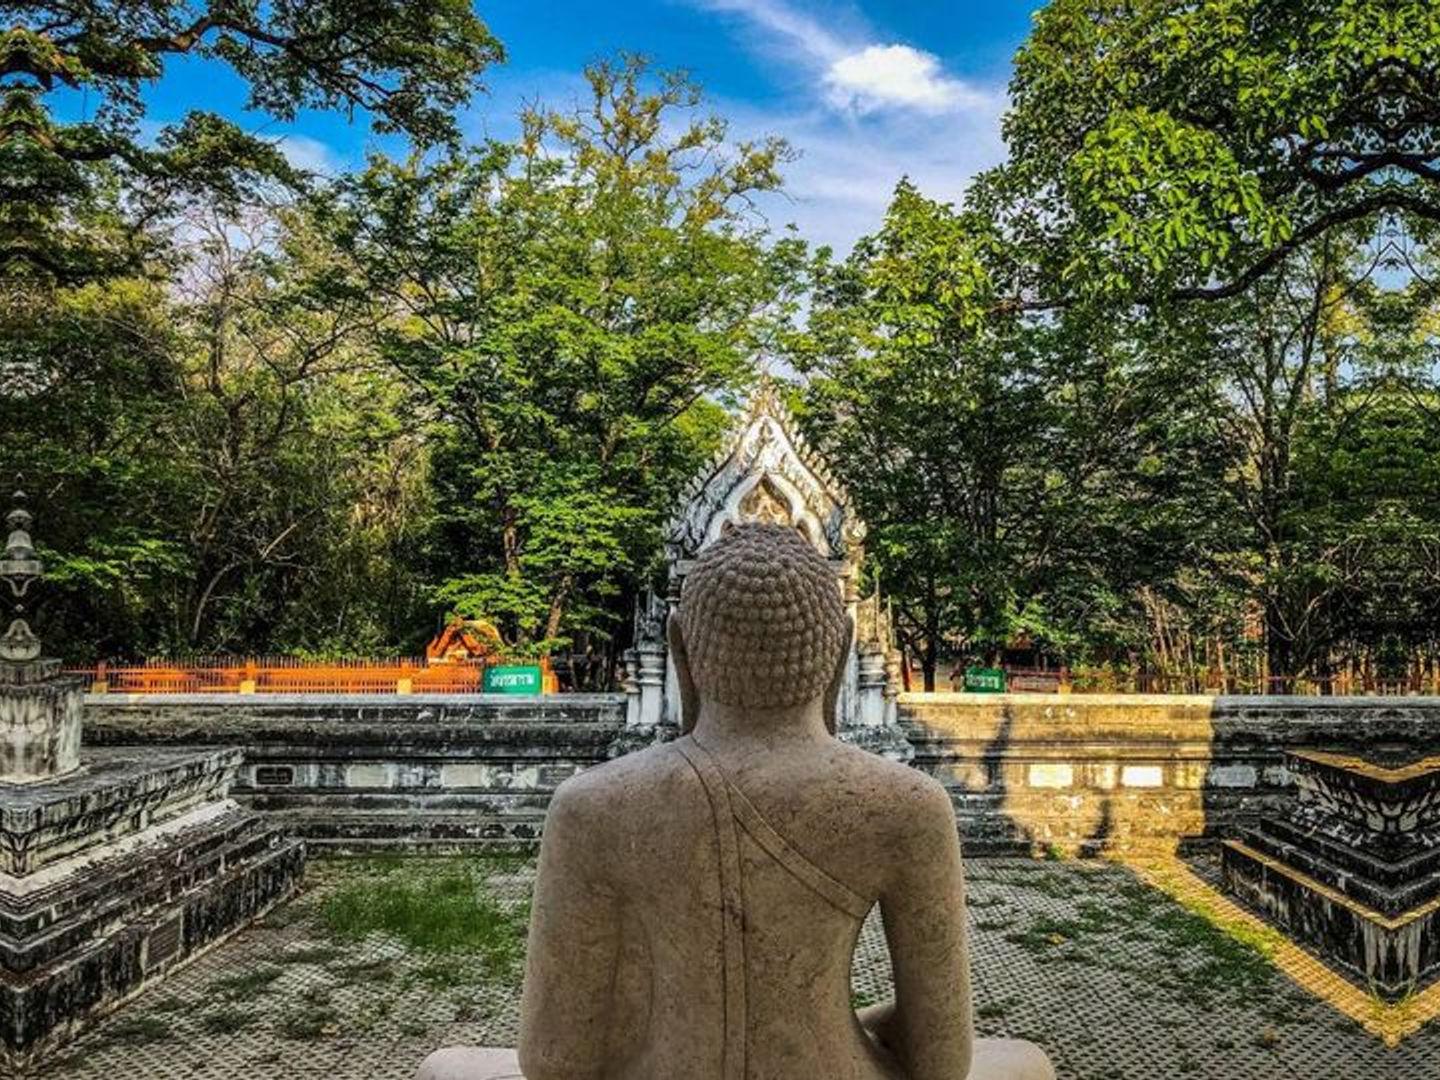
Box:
(333, 957, 397, 985)
(1000, 869, 1285, 1008)
(200, 1006, 258, 1034)
(103, 1015, 172, 1045)
(983, 869, 1083, 900)
(976, 996, 1018, 1020)
(975, 917, 1016, 931)
(277, 1003, 340, 1040)
(1148, 902, 1278, 1000)
(1005, 914, 1093, 953)
(320, 864, 527, 978)
(354, 996, 395, 1031)
(208, 965, 284, 1001)
(279, 944, 345, 966)
(967, 894, 1008, 909)
(408, 955, 471, 989)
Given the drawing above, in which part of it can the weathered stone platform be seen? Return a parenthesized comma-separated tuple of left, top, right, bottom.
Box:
(84, 695, 626, 853)
(0, 747, 304, 1068)
(0, 665, 83, 784)
(1223, 749, 1440, 999)
(33, 856, 1440, 1080)
(1, 747, 246, 875)
(83, 694, 1440, 859)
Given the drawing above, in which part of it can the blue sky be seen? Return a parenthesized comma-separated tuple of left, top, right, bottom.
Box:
(122, 1, 1038, 251)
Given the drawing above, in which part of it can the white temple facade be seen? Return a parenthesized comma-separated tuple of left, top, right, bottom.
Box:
(622, 381, 906, 755)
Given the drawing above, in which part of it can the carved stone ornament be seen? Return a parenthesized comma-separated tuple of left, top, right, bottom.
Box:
(664, 378, 866, 571)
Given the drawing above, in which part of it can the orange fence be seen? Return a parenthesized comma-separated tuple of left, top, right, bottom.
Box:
(71, 656, 556, 695)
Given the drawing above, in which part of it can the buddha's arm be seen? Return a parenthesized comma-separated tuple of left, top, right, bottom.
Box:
(517, 784, 621, 1080)
(877, 782, 974, 1080)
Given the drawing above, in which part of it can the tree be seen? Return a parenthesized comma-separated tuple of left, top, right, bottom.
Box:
(0, 1, 502, 281)
(0, 266, 190, 659)
(984, 0, 1440, 312)
(792, 0, 1440, 691)
(161, 207, 426, 652)
(0, 201, 430, 660)
(794, 181, 1239, 688)
(310, 57, 806, 660)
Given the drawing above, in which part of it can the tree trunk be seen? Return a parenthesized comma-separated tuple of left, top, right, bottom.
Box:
(1265, 601, 1293, 694)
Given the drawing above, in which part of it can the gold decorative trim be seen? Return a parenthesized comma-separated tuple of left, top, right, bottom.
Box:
(1130, 855, 1440, 1046)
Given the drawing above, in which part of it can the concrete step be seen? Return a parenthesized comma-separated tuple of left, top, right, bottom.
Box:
(3, 835, 302, 1066)
(1221, 839, 1440, 1001)
(272, 808, 548, 852)
(1, 813, 288, 972)
(239, 790, 556, 813)
(1241, 822, 1440, 915)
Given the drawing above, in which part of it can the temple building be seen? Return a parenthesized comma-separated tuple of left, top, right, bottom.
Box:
(623, 381, 907, 756)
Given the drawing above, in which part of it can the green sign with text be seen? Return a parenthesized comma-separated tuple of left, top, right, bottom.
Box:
(483, 664, 544, 695)
(963, 666, 1006, 693)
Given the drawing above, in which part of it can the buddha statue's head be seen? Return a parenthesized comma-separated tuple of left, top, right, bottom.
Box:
(669, 523, 851, 733)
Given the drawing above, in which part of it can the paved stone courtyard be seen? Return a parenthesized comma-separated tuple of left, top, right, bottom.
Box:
(34, 856, 1440, 1080)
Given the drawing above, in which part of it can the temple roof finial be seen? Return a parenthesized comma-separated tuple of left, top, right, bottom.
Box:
(0, 477, 44, 662)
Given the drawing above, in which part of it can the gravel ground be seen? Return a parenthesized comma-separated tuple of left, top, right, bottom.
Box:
(32, 856, 1438, 1080)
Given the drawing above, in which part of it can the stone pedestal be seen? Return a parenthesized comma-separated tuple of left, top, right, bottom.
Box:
(855, 645, 889, 728)
(0, 660, 82, 784)
(0, 487, 307, 1068)
(0, 711, 305, 1071)
(1, 746, 305, 1068)
(1222, 748, 1440, 1000)
(633, 640, 666, 729)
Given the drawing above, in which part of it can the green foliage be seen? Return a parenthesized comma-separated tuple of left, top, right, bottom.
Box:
(9, 6, 1440, 690)
(794, 1, 1440, 687)
(988, 0, 1440, 308)
(795, 183, 1241, 684)
(0, 209, 432, 659)
(312, 56, 806, 651)
(0, 1, 502, 281)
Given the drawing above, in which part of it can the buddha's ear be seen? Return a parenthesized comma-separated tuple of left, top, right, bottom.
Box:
(668, 613, 699, 735)
(823, 618, 854, 736)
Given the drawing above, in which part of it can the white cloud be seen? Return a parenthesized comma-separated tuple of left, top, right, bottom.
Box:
(693, 0, 847, 62)
(273, 134, 346, 177)
(684, 1, 1009, 250)
(470, 4, 1011, 253)
(825, 43, 990, 114)
(722, 96, 1008, 254)
(691, 0, 993, 117)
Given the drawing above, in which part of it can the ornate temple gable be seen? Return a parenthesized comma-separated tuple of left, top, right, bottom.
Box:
(631, 380, 902, 746)
(665, 380, 865, 570)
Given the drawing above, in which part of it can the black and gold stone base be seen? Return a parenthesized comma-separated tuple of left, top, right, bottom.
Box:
(1222, 749, 1440, 1000)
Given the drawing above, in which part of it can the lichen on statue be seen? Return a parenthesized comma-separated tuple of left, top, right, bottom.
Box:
(416, 523, 1055, 1080)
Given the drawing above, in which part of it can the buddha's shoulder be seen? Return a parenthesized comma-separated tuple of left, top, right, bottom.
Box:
(809, 744, 955, 837)
(827, 740, 947, 795)
(549, 742, 697, 810)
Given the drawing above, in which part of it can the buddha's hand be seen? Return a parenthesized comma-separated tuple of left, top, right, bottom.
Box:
(856, 999, 901, 1053)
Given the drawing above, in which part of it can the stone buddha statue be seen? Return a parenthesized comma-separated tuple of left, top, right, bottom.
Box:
(419, 524, 1054, 1080)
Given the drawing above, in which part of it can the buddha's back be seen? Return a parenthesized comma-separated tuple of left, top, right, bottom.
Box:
(518, 733, 954, 1080)
(418, 525, 1052, 1080)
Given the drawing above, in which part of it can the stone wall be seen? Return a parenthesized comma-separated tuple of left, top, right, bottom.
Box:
(83, 695, 625, 853)
(901, 693, 1440, 855)
(84, 692, 1440, 855)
